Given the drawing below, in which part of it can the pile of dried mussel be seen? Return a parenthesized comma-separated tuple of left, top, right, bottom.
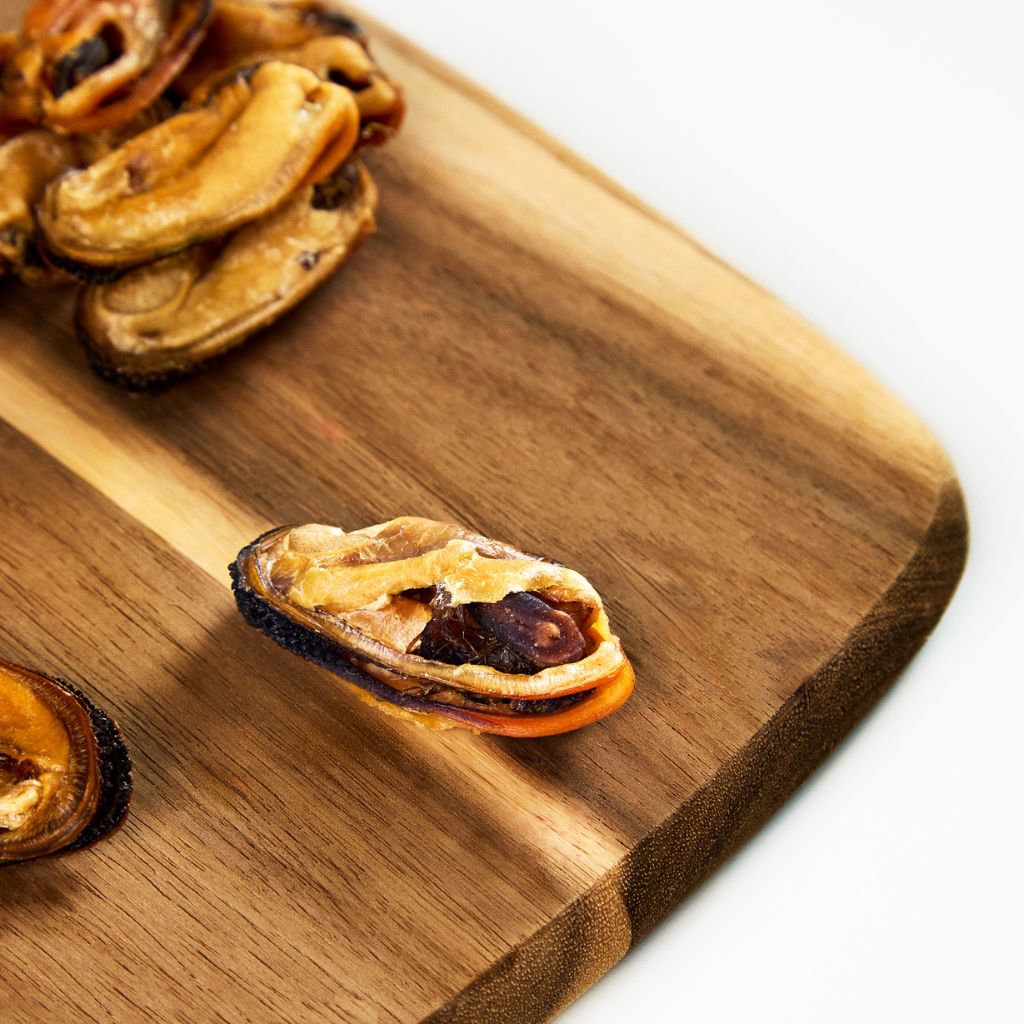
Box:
(0, 0, 403, 389)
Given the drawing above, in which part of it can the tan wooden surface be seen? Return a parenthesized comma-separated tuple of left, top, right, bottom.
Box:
(0, 4, 966, 1022)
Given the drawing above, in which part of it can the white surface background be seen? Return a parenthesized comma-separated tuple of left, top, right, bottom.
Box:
(367, 2, 1022, 1020)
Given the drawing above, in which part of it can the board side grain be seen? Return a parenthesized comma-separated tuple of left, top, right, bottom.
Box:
(0, 424, 639, 1024)
(421, 480, 966, 1022)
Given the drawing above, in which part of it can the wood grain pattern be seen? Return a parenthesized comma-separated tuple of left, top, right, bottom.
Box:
(0, 4, 966, 1022)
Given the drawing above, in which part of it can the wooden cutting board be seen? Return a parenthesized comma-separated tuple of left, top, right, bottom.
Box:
(0, 6, 966, 1023)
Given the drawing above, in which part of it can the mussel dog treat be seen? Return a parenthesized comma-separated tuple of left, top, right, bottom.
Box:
(0, 0, 212, 134)
(0, 129, 76, 284)
(231, 518, 634, 737)
(0, 656, 132, 865)
(77, 157, 378, 389)
(40, 60, 362, 272)
(179, 3, 403, 143)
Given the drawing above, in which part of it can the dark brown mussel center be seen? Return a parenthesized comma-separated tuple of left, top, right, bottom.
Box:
(327, 66, 369, 92)
(0, 751, 39, 788)
(312, 158, 362, 209)
(52, 24, 125, 98)
(414, 590, 587, 674)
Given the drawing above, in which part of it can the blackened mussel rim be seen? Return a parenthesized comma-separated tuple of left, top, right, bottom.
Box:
(0, 657, 132, 865)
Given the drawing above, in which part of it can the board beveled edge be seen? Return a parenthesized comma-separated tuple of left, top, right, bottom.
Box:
(421, 473, 968, 1024)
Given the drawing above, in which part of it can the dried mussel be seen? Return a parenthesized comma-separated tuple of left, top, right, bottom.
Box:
(0, 129, 76, 283)
(0, 0, 212, 133)
(68, 97, 177, 165)
(39, 61, 361, 274)
(77, 157, 378, 389)
(0, 656, 131, 865)
(182, 3, 403, 145)
(231, 518, 634, 737)
(175, 0, 367, 94)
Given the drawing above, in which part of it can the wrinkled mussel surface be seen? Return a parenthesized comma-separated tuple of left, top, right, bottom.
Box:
(0, 0, 402, 387)
(180, 4, 403, 144)
(39, 61, 361, 270)
(231, 518, 634, 737)
(77, 156, 378, 389)
(0, 656, 131, 865)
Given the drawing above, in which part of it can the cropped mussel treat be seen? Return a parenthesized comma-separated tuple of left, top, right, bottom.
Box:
(1, 656, 131, 865)
(0, 0, 403, 389)
(0, 0, 211, 134)
(77, 157, 377, 386)
(0, 127, 76, 283)
(231, 518, 635, 737)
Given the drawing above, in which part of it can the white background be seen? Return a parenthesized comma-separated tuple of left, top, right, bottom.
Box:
(367, 2, 1022, 1020)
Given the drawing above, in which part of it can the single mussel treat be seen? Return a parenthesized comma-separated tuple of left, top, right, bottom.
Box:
(231, 518, 634, 736)
(39, 61, 361, 273)
(182, 15, 403, 144)
(0, 656, 132, 865)
(0, 0, 211, 133)
(188, 33, 402, 144)
(77, 157, 378, 389)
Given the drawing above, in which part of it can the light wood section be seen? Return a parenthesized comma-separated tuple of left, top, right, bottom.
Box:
(0, 3, 966, 1022)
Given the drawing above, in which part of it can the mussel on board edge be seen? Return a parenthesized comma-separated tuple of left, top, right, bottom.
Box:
(174, 0, 370, 99)
(0, 656, 132, 865)
(230, 517, 635, 737)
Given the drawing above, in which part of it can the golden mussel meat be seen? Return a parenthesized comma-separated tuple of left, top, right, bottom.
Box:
(38, 60, 361, 276)
(231, 518, 635, 737)
(0, 129, 77, 284)
(68, 97, 177, 166)
(188, 33, 403, 144)
(0, 0, 211, 134)
(181, 3, 403, 145)
(0, 656, 131, 865)
(0, 27, 30, 136)
(77, 157, 378, 389)
(175, 0, 367, 96)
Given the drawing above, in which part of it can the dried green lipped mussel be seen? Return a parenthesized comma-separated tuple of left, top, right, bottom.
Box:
(0, 656, 131, 865)
(77, 157, 378, 389)
(0, 129, 76, 284)
(183, 21, 404, 144)
(39, 61, 361, 273)
(231, 518, 634, 737)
